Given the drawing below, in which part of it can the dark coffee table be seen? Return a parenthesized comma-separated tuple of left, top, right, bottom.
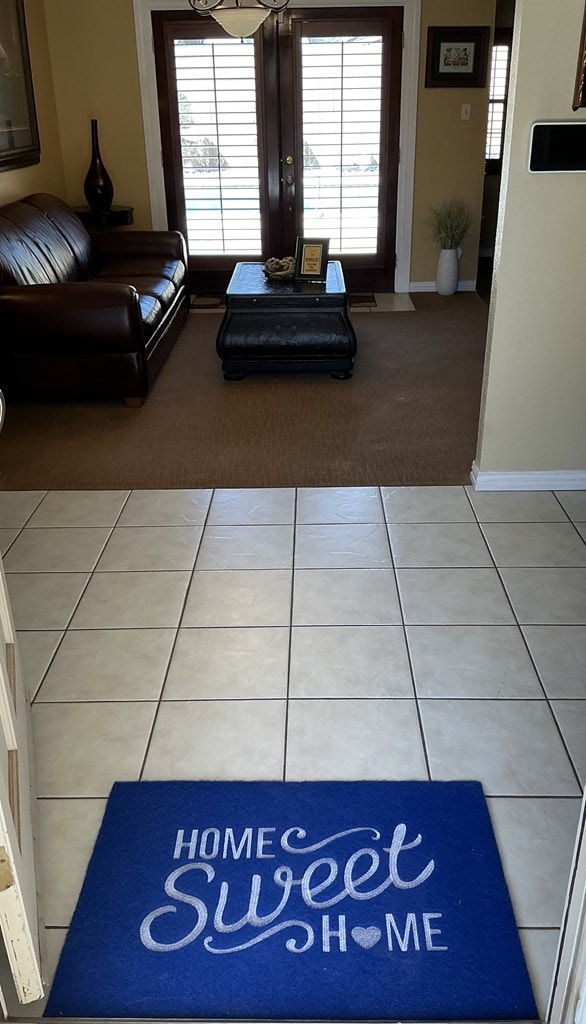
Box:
(215, 261, 357, 380)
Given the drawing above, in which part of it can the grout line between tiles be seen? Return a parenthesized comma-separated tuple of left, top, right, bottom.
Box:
(281, 491, 298, 781)
(137, 490, 216, 780)
(34, 698, 161, 705)
(1, 530, 23, 558)
(31, 694, 586, 705)
(20, 524, 134, 530)
(551, 491, 576, 523)
(30, 633, 65, 704)
(479, 528, 556, 704)
(474, 515, 584, 794)
(36, 791, 585, 801)
(36, 794, 108, 801)
(17, 616, 586, 629)
(383, 489, 432, 781)
(27, 494, 129, 696)
(21, 492, 49, 526)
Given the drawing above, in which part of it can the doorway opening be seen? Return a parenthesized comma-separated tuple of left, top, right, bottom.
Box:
(152, 7, 403, 293)
(478, 0, 515, 303)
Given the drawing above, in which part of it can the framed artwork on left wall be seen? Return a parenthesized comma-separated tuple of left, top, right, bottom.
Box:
(573, 2, 586, 109)
(0, 0, 40, 171)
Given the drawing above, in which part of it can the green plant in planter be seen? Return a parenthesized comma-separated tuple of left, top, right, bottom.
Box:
(428, 199, 473, 250)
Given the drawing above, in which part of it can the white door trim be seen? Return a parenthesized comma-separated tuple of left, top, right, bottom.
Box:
(548, 791, 586, 1024)
(0, 559, 43, 1008)
(132, 0, 421, 293)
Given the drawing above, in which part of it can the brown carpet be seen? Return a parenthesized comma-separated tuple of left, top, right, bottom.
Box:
(0, 293, 488, 490)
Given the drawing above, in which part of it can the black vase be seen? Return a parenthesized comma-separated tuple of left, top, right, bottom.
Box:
(84, 118, 114, 213)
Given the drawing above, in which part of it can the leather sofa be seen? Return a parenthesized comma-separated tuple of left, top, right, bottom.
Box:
(0, 193, 189, 406)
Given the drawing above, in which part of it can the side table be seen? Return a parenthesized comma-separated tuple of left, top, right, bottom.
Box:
(216, 260, 357, 380)
(73, 206, 134, 231)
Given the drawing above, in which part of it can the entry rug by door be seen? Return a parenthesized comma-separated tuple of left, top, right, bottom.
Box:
(45, 780, 537, 1020)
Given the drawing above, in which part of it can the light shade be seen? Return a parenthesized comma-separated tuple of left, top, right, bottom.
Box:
(210, 7, 271, 36)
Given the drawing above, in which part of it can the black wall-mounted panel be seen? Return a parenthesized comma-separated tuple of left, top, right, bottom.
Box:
(529, 122, 586, 172)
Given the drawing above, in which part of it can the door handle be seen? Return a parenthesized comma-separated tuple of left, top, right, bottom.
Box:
(284, 172, 295, 213)
(282, 156, 295, 212)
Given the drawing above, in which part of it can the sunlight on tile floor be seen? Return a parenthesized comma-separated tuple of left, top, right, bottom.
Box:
(0, 485, 584, 1018)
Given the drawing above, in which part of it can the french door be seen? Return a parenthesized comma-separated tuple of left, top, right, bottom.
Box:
(153, 7, 403, 292)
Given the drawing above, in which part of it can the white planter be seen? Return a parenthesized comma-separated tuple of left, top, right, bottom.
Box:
(436, 247, 461, 296)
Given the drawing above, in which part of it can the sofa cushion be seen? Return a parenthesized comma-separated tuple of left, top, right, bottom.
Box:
(138, 294, 163, 336)
(95, 256, 185, 288)
(94, 271, 177, 310)
(0, 211, 53, 286)
(0, 203, 83, 285)
(22, 193, 94, 278)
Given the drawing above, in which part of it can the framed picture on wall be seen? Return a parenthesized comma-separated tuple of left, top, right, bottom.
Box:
(425, 26, 490, 88)
(573, 3, 586, 109)
(0, 0, 40, 171)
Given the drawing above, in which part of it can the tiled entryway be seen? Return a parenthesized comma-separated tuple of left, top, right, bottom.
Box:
(1, 485, 585, 1018)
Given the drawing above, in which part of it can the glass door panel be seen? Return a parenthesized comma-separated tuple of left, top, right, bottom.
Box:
(174, 36, 263, 256)
(300, 35, 383, 255)
(283, 9, 403, 288)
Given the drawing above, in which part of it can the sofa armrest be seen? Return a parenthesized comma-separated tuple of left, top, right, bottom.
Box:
(92, 230, 187, 262)
(0, 283, 144, 353)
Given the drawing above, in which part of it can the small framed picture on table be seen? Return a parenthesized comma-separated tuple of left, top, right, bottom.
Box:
(294, 238, 329, 282)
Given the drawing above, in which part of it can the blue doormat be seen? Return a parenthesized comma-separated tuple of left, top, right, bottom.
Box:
(46, 780, 537, 1020)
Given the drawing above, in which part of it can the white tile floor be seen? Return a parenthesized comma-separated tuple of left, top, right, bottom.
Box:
(1, 485, 585, 1019)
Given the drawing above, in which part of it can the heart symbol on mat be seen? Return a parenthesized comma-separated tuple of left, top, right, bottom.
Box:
(351, 926, 382, 949)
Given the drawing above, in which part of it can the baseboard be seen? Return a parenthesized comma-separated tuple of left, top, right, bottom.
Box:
(470, 462, 586, 490)
(409, 280, 477, 292)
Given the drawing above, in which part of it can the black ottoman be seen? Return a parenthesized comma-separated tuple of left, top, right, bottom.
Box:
(216, 261, 357, 380)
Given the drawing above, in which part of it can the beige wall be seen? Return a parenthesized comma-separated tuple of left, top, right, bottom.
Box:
(476, 0, 586, 473)
(0, 0, 65, 206)
(42, 0, 151, 227)
(411, 0, 496, 284)
(4, 1, 495, 264)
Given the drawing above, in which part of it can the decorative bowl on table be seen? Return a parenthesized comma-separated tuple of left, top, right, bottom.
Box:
(263, 256, 296, 281)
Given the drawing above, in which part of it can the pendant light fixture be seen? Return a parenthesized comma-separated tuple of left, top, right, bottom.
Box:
(187, 0, 290, 39)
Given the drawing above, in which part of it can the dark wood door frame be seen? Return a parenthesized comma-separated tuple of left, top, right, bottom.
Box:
(279, 8, 403, 291)
(152, 11, 276, 292)
(152, 7, 403, 294)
